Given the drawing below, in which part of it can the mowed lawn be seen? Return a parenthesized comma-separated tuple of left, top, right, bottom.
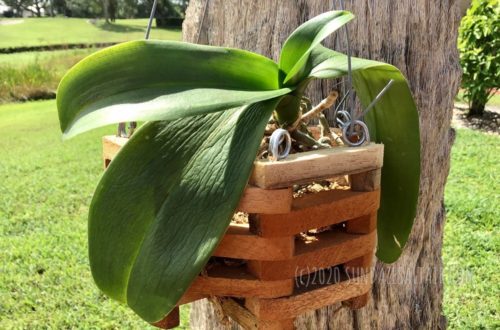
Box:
(0, 19, 182, 103)
(0, 49, 96, 103)
(0, 18, 181, 49)
(0, 48, 96, 66)
(0, 100, 497, 328)
(443, 129, 499, 328)
(0, 100, 189, 328)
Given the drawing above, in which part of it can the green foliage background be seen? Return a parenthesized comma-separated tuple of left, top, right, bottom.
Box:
(458, 0, 499, 114)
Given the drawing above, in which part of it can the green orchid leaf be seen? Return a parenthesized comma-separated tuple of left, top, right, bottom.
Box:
(57, 40, 290, 138)
(279, 10, 354, 85)
(307, 45, 421, 263)
(89, 98, 280, 322)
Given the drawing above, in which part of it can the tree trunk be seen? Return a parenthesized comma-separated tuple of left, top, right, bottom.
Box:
(103, 0, 110, 23)
(49, 0, 55, 17)
(469, 99, 485, 117)
(183, 1, 466, 329)
(34, 1, 41, 17)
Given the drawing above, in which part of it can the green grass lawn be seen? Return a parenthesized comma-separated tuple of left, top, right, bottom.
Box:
(0, 49, 96, 103)
(443, 129, 499, 329)
(0, 18, 181, 49)
(0, 48, 96, 66)
(0, 100, 189, 329)
(0, 100, 497, 328)
(0, 18, 181, 103)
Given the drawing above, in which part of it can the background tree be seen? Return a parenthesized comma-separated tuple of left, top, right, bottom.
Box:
(117, 0, 138, 18)
(4, 0, 48, 17)
(3, 0, 188, 20)
(65, 0, 101, 18)
(3, 0, 22, 16)
(151, 0, 183, 27)
(105, 0, 117, 22)
(42, 0, 67, 16)
(102, 0, 108, 22)
(183, 0, 468, 328)
(458, 0, 499, 116)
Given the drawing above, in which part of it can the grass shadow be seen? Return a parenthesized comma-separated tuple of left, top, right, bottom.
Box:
(453, 105, 499, 135)
(97, 22, 144, 33)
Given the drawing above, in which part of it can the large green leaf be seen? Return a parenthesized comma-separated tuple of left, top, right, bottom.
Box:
(278, 10, 354, 85)
(89, 98, 280, 322)
(57, 40, 290, 138)
(307, 46, 421, 263)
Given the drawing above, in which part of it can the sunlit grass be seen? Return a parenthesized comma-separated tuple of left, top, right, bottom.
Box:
(0, 100, 497, 328)
(0, 100, 189, 328)
(0, 18, 181, 49)
(443, 129, 499, 328)
(0, 50, 89, 103)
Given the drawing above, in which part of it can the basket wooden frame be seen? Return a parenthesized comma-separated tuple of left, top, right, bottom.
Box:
(102, 135, 383, 330)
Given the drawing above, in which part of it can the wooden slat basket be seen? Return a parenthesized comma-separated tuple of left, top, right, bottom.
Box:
(102, 135, 384, 330)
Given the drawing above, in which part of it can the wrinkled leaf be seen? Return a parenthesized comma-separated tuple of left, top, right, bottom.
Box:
(89, 98, 280, 322)
(57, 40, 290, 138)
(279, 10, 354, 85)
(307, 46, 421, 262)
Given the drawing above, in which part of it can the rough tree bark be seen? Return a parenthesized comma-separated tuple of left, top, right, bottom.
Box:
(183, 1, 467, 329)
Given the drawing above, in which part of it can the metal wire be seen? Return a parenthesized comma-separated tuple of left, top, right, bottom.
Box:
(332, 0, 392, 147)
(145, 0, 158, 40)
(196, 0, 210, 44)
(268, 129, 292, 161)
(118, 0, 158, 137)
(342, 120, 370, 147)
(355, 79, 395, 121)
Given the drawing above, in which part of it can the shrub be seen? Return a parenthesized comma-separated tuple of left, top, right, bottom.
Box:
(458, 0, 500, 116)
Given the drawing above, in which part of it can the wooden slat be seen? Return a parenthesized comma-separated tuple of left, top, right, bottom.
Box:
(247, 231, 376, 281)
(214, 224, 295, 261)
(345, 213, 377, 234)
(103, 136, 293, 213)
(187, 264, 294, 299)
(237, 186, 293, 214)
(104, 136, 383, 192)
(151, 307, 179, 329)
(249, 144, 384, 189)
(250, 189, 380, 237)
(212, 298, 294, 330)
(342, 170, 378, 310)
(176, 291, 207, 305)
(102, 135, 127, 163)
(258, 318, 294, 330)
(342, 254, 374, 310)
(350, 169, 381, 191)
(245, 272, 372, 321)
(214, 298, 260, 330)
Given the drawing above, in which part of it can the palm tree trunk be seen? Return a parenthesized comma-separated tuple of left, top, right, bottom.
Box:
(183, 1, 467, 328)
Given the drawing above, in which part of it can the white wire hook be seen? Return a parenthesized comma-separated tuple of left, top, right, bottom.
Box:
(268, 129, 292, 161)
(342, 120, 370, 147)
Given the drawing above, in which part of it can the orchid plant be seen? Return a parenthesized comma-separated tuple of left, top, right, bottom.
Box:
(57, 11, 420, 323)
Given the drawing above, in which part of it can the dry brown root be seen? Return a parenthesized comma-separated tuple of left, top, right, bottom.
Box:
(301, 90, 339, 124)
(208, 297, 231, 326)
(290, 129, 330, 149)
(319, 114, 343, 146)
(257, 136, 270, 159)
(260, 91, 342, 158)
